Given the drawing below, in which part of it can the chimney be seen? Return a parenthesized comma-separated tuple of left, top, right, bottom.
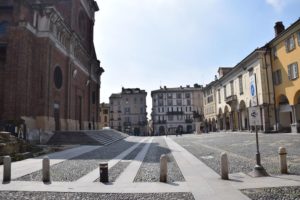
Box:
(274, 21, 285, 37)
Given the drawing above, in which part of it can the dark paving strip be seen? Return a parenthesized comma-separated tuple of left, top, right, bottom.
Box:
(0, 191, 195, 200)
(15, 138, 143, 182)
(134, 137, 185, 182)
(241, 186, 300, 200)
(94, 142, 147, 182)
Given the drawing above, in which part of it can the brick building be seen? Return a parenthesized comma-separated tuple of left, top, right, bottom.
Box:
(0, 0, 104, 136)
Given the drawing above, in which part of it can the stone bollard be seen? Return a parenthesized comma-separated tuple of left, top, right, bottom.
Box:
(99, 163, 108, 183)
(221, 152, 229, 180)
(160, 154, 168, 182)
(278, 147, 288, 174)
(3, 156, 11, 183)
(42, 156, 51, 183)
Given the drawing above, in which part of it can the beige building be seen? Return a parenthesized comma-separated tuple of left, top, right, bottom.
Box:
(99, 103, 110, 128)
(151, 85, 203, 135)
(206, 49, 276, 132)
(109, 88, 147, 135)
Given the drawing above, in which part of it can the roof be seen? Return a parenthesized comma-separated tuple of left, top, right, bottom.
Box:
(151, 86, 203, 95)
(266, 18, 300, 46)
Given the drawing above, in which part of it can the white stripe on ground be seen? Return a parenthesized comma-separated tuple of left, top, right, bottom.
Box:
(165, 136, 250, 200)
(0, 145, 101, 181)
(76, 137, 149, 183)
(115, 137, 153, 184)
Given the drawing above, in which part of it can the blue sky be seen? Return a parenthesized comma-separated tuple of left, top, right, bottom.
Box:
(94, 0, 300, 115)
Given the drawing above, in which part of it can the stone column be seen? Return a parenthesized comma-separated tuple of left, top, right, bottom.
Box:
(42, 156, 50, 183)
(221, 153, 229, 180)
(3, 156, 11, 183)
(223, 114, 227, 131)
(229, 112, 234, 131)
(160, 154, 168, 182)
(291, 105, 298, 133)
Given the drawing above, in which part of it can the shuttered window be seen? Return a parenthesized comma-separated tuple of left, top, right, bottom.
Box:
(288, 62, 299, 80)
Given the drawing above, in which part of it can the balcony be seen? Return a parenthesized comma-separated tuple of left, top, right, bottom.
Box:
(167, 111, 184, 115)
(156, 120, 167, 124)
(138, 121, 148, 126)
(185, 119, 193, 123)
(123, 122, 131, 126)
(225, 95, 237, 105)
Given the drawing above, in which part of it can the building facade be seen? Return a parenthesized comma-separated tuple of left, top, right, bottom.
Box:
(268, 20, 300, 133)
(109, 88, 147, 135)
(99, 103, 110, 128)
(213, 50, 276, 133)
(151, 85, 204, 135)
(0, 0, 103, 136)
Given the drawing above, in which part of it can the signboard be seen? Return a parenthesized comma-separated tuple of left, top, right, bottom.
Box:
(249, 107, 262, 126)
(250, 75, 257, 106)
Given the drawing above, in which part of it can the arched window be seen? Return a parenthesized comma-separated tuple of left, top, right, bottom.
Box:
(54, 66, 63, 89)
(0, 21, 8, 35)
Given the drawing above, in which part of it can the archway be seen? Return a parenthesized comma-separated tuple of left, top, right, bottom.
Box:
(218, 108, 224, 130)
(224, 106, 230, 130)
(159, 126, 165, 135)
(293, 91, 300, 132)
(278, 95, 292, 132)
(239, 100, 248, 130)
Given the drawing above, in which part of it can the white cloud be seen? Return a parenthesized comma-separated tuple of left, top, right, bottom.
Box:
(266, 0, 286, 11)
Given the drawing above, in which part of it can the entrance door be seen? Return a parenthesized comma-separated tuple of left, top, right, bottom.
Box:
(54, 103, 60, 131)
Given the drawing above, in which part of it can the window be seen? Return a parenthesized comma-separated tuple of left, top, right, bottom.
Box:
(185, 93, 191, 98)
(167, 99, 173, 106)
(285, 35, 295, 52)
(0, 21, 8, 35)
(167, 93, 172, 99)
(140, 107, 144, 113)
(230, 81, 234, 95)
(298, 31, 300, 46)
(272, 46, 278, 59)
(273, 70, 282, 85)
(158, 99, 163, 106)
(218, 89, 221, 103)
(140, 97, 143, 103)
(103, 109, 108, 114)
(104, 116, 107, 122)
(176, 93, 182, 99)
(187, 99, 191, 106)
(176, 99, 182, 106)
(124, 107, 130, 114)
(54, 66, 63, 89)
(168, 115, 173, 121)
(288, 62, 299, 80)
(223, 85, 227, 98)
(0, 44, 7, 68)
(158, 93, 163, 99)
(239, 76, 243, 95)
(134, 97, 137, 104)
(207, 96, 213, 103)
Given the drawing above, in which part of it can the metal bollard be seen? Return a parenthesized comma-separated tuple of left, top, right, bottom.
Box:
(99, 163, 108, 183)
(42, 156, 51, 183)
(160, 154, 168, 182)
(278, 147, 288, 174)
(221, 152, 229, 180)
(3, 156, 11, 183)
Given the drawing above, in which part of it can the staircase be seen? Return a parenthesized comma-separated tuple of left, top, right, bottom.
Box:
(47, 129, 128, 145)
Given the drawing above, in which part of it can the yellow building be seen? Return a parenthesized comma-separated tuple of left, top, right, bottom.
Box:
(268, 20, 300, 133)
(99, 103, 110, 129)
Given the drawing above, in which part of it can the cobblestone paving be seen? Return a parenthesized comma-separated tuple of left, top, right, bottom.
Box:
(15, 137, 143, 182)
(134, 137, 185, 182)
(0, 191, 195, 200)
(172, 133, 300, 175)
(241, 186, 300, 200)
(94, 142, 146, 182)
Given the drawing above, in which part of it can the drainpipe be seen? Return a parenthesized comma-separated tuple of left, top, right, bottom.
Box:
(266, 48, 278, 132)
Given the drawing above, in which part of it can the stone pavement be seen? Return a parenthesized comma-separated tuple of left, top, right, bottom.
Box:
(1, 135, 300, 199)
